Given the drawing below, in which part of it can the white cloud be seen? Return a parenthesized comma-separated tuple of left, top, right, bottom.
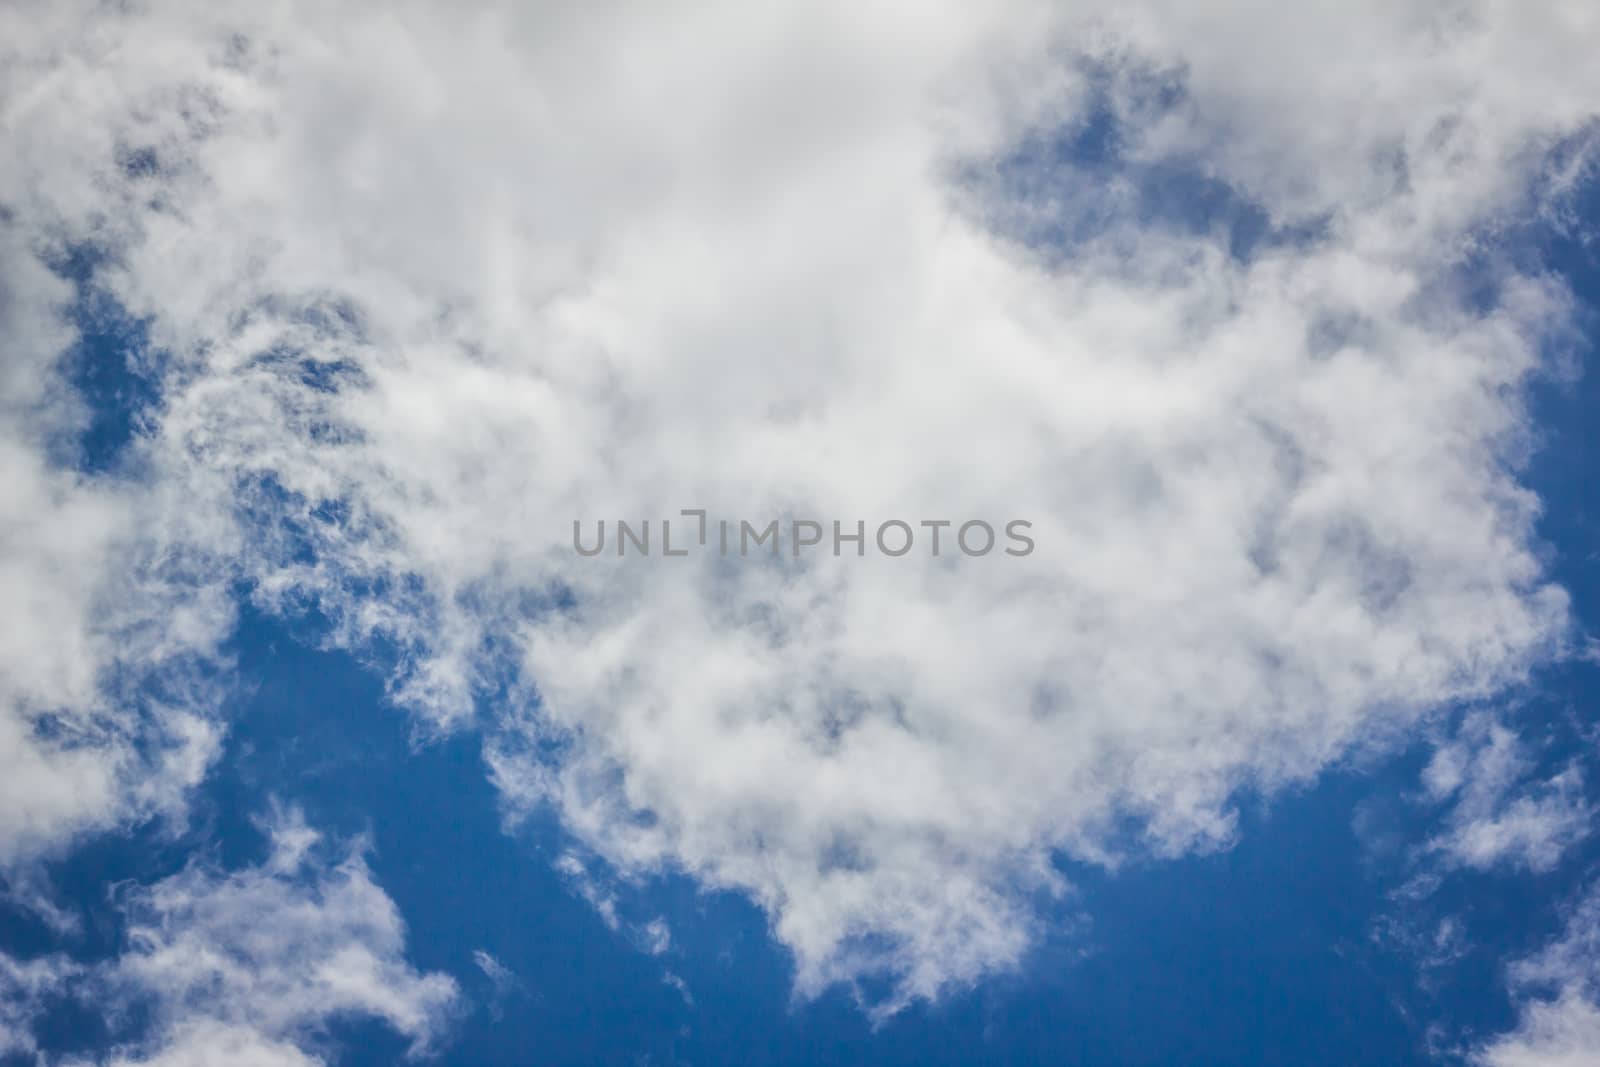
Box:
(1477, 884, 1600, 1067)
(470, 949, 513, 992)
(640, 918, 672, 957)
(553, 852, 621, 932)
(0, 192, 230, 868)
(3, 0, 1599, 1009)
(99, 1023, 325, 1067)
(1476, 992, 1600, 1067)
(663, 970, 694, 1008)
(470, 947, 528, 1023)
(0, 950, 77, 1059)
(0, 812, 455, 1065)
(90, 807, 459, 1065)
(1421, 713, 1593, 873)
(471, 949, 522, 1022)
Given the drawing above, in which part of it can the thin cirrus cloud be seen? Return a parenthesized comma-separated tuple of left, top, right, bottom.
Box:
(1, 0, 1598, 1036)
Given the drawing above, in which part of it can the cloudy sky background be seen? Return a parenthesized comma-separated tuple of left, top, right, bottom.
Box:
(3, 1, 1600, 1063)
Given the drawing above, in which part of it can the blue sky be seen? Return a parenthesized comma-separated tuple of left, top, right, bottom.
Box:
(4, 4, 1600, 1066)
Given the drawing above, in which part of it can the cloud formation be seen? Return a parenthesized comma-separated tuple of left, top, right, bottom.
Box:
(0, 950, 77, 1060)
(0, 226, 227, 867)
(1477, 883, 1600, 1067)
(0, 809, 455, 1064)
(3, 0, 1599, 1008)
(1421, 713, 1594, 873)
(92, 807, 457, 1066)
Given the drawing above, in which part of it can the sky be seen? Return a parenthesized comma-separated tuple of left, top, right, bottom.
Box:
(2, 2, 1600, 1065)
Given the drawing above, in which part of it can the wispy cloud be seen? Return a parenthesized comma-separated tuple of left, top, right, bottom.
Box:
(1421, 713, 1594, 874)
(1477, 883, 1600, 1067)
(0, 951, 78, 1060)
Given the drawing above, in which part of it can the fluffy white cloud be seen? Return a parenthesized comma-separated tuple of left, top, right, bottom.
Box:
(0, 812, 455, 1065)
(1421, 713, 1593, 872)
(1477, 884, 1600, 1067)
(1477, 992, 1600, 1067)
(90, 807, 459, 1065)
(3, 0, 1599, 1008)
